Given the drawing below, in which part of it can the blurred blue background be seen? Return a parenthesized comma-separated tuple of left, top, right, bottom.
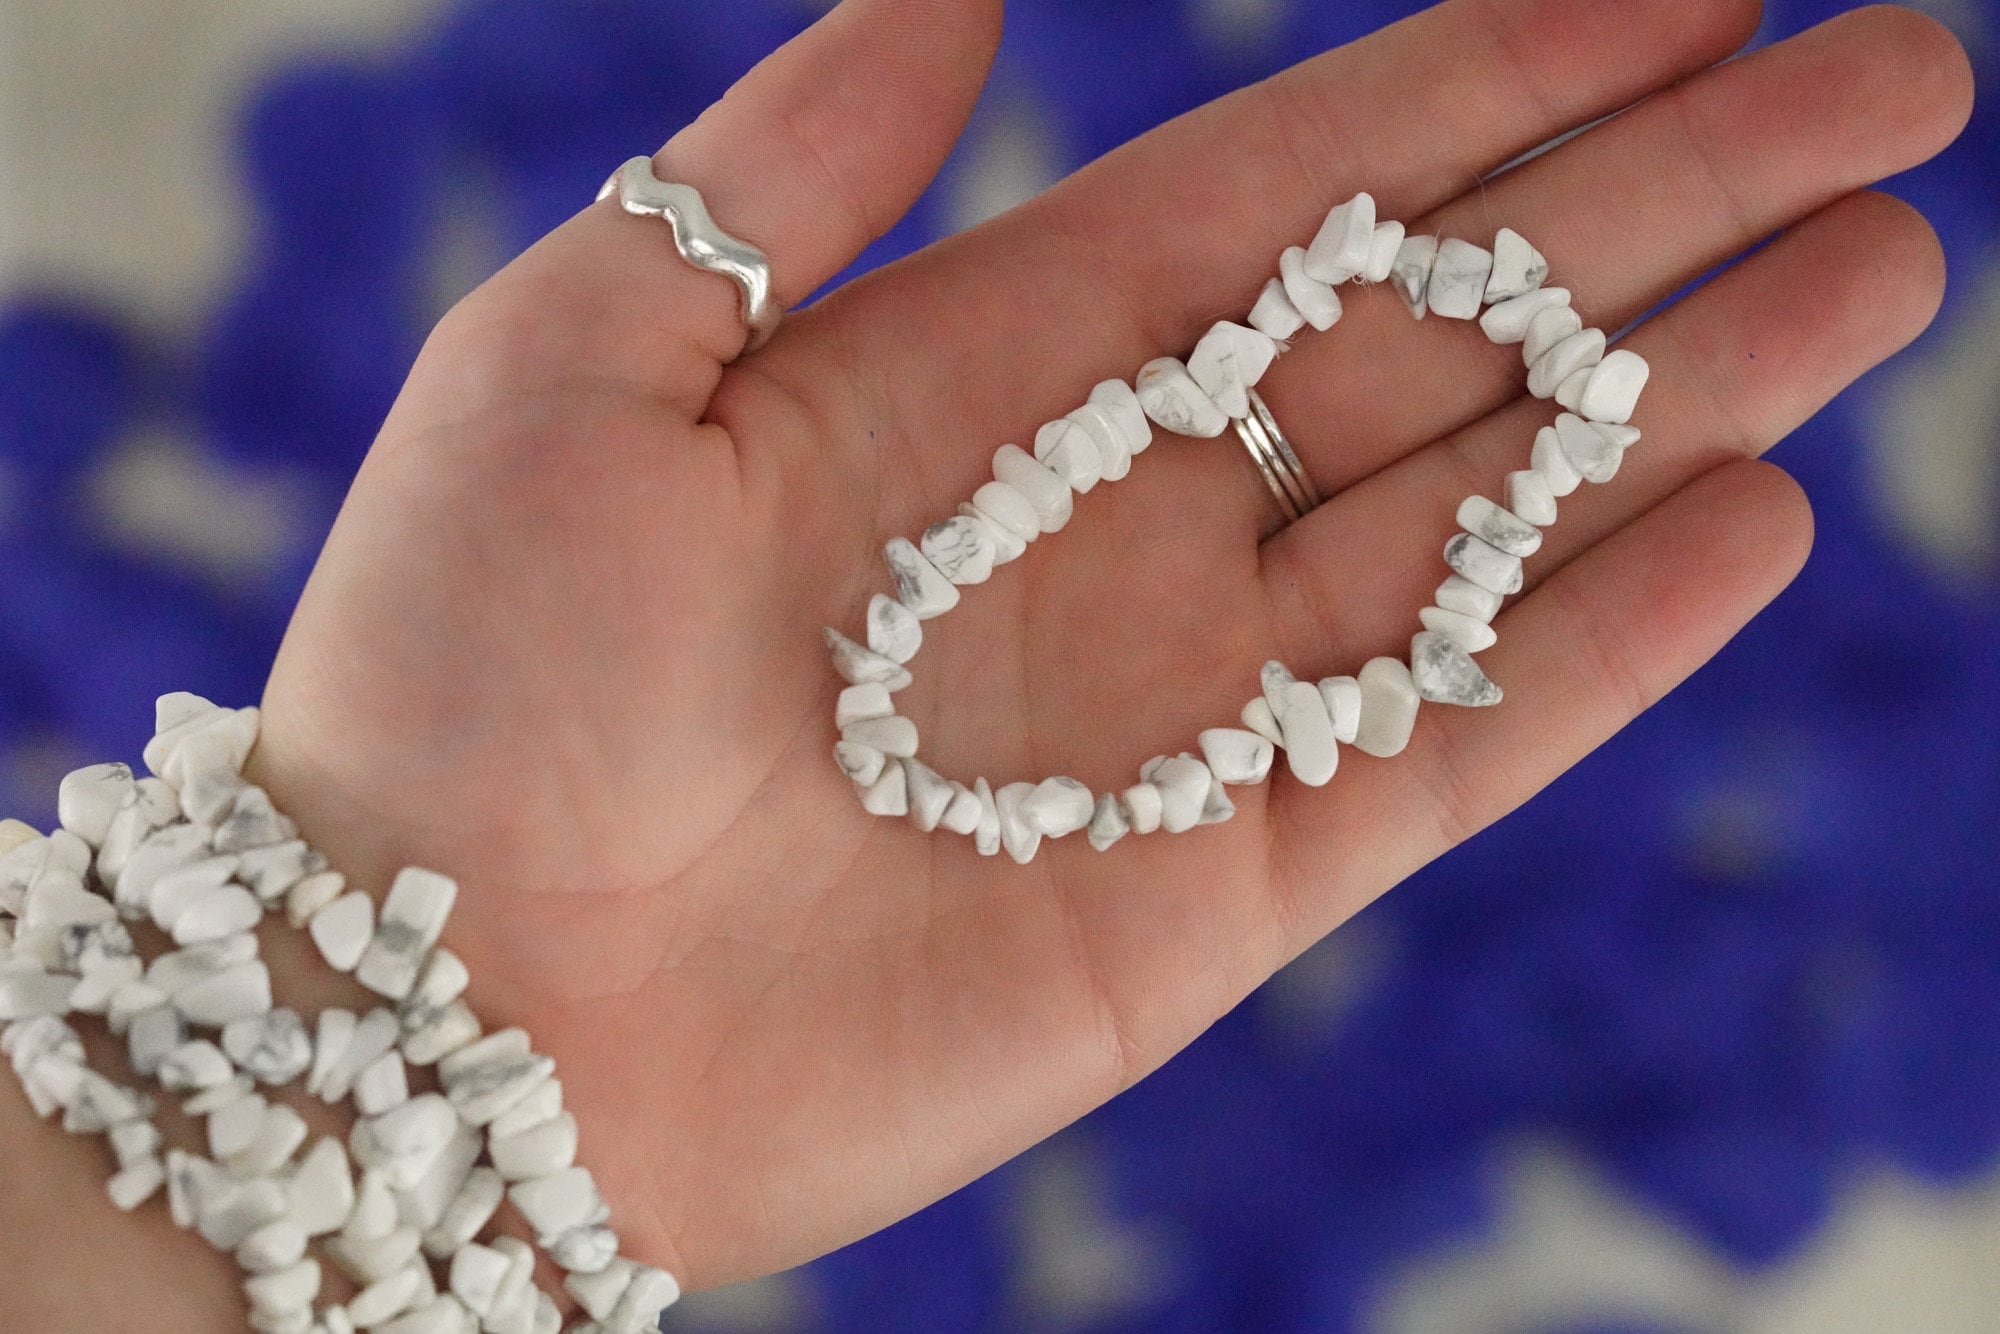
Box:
(0, 0, 1994, 1329)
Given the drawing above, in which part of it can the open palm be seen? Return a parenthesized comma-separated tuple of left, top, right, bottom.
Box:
(239, 0, 1971, 1295)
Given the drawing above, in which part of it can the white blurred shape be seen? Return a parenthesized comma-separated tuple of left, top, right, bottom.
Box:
(86, 429, 308, 586)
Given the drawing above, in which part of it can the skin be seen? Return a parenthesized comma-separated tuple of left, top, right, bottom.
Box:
(0, 0, 1975, 1326)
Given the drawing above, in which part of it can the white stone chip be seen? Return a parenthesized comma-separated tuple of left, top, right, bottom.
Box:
(449, 1242, 512, 1318)
(1435, 574, 1503, 625)
(1034, 416, 1104, 495)
(969, 480, 1040, 544)
(1259, 659, 1297, 722)
(288, 1137, 356, 1236)
(1186, 321, 1278, 419)
(1020, 777, 1095, 838)
(172, 883, 263, 945)
(239, 1219, 310, 1273)
(196, 1175, 288, 1251)
(355, 868, 457, 1002)
(446, 1051, 554, 1127)
(0, 968, 77, 1020)
(1444, 532, 1525, 596)
(238, 840, 329, 905)
(1578, 348, 1649, 424)
(208, 1089, 268, 1158)
(939, 783, 982, 836)
(1119, 783, 1163, 835)
(565, 1259, 634, 1321)
(158, 1036, 233, 1090)
(308, 1008, 357, 1097)
(1086, 793, 1129, 852)
(1316, 676, 1363, 745)
(1198, 728, 1274, 784)
(1088, 378, 1153, 456)
(353, 1095, 458, 1190)
(1136, 356, 1228, 438)
(995, 781, 1041, 864)
(284, 870, 347, 930)
(608, 1266, 682, 1329)
(1411, 630, 1504, 706)
(956, 504, 1025, 566)
(1153, 756, 1212, 834)
(244, 1258, 322, 1318)
(1071, 402, 1138, 483)
(1420, 605, 1500, 653)
(508, 1166, 605, 1243)
(1553, 364, 1594, 413)
(1239, 696, 1285, 748)
(550, 1225, 619, 1275)
(865, 593, 922, 664)
(146, 854, 241, 934)
(1555, 411, 1625, 485)
(1279, 246, 1342, 331)
(1426, 238, 1493, 319)
(972, 777, 1001, 857)
(1276, 681, 1338, 786)
(183, 1073, 256, 1117)
(921, 515, 999, 585)
(1522, 304, 1585, 369)
(842, 715, 917, 759)
(834, 741, 885, 789)
(1479, 285, 1571, 344)
(1199, 767, 1235, 825)
(992, 442, 1073, 532)
(1362, 219, 1406, 283)
(345, 1266, 424, 1327)
(1505, 469, 1558, 527)
(1456, 495, 1542, 558)
(834, 683, 893, 730)
(211, 786, 299, 855)
(419, 1168, 504, 1262)
(1483, 227, 1548, 303)
(311, 892, 376, 974)
(223, 1008, 312, 1085)
(1248, 277, 1305, 340)
(121, 830, 224, 922)
(321, 1008, 401, 1104)
(58, 762, 136, 848)
(110, 1117, 162, 1168)
(1531, 424, 1583, 497)
(896, 758, 950, 833)
(144, 697, 258, 791)
(174, 960, 271, 1027)
(490, 1111, 579, 1181)
(1303, 191, 1376, 283)
(107, 1155, 166, 1210)
(1353, 657, 1421, 759)
(883, 537, 960, 620)
(355, 1049, 411, 1116)
(393, 1113, 483, 1234)
(822, 628, 912, 692)
(342, 1171, 400, 1243)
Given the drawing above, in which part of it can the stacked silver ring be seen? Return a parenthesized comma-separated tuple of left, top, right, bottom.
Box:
(1235, 387, 1322, 523)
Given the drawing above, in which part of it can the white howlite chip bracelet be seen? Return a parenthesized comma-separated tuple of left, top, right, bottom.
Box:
(0, 693, 681, 1332)
(819, 191, 1652, 863)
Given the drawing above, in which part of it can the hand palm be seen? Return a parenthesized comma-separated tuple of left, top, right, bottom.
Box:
(240, 0, 1970, 1295)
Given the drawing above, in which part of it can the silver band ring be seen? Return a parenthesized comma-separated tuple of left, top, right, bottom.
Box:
(1235, 387, 1322, 525)
(598, 156, 783, 358)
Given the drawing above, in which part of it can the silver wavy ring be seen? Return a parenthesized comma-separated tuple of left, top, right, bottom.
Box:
(597, 155, 783, 357)
(1235, 387, 1322, 524)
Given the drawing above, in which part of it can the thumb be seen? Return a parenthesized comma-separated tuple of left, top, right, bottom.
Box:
(467, 0, 1005, 406)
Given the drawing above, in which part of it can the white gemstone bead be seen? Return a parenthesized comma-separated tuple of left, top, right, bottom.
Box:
(955, 504, 1025, 564)
(1316, 676, 1362, 745)
(1390, 233, 1439, 318)
(1239, 696, 1285, 748)
(172, 884, 263, 945)
(285, 870, 346, 930)
(110, 1117, 162, 1168)
(1033, 416, 1104, 493)
(565, 1259, 633, 1321)
(841, 715, 917, 758)
(346, 1266, 424, 1327)
(210, 786, 299, 856)
(1578, 348, 1649, 424)
(1067, 403, 1134, 483)
(1505, 470, 1558, 527)
(992, 443, 1073, 532)
(823, 628, 913, 692)
(1187, 321, 1278, 419)
(311, 893, 376, 974)
(1435, 574, 1503, 623)
(307, 1009, 356, 1098)
(108, 1155, 166, 1210)
(939, 783, 982, 836)
(1528, 328, 1605, 399)
(1279, 246, 1342, 331)
(1426, 238, 1493, 319)
(320, 1008, 400, 1104)
(147, 854, 240, 932)
(549, 1225, 618, 1275)
(1522, 304, 1584, 368)
(1259, 659, 1297, 721)
(861, 761, 907, 816)
(209, 1090, 269, 1158)
(445, 1052, 555, 1128)
(902, 758, 953, 833)
(1596, 421, 1641, 450)
(0, 968, 76, 1020)
(1555, 411, 1625, 484)
(1531, 424, 1582, 497)
(1479, 286, 1571, 344)
(884, 537, 960, 620)
(223, 1007, 312, 1085)
(1420, 605, 1499, 653)
(354, 1050, 410, 1116)
(355, 869, 457, 1003)
(1553, 364, 1593, 412)
(183, 1073, 256, 1117)
(1303, 191, 1375, 283)
(175, 961, 272, 1027)
(969, 480, 1041, 543)
(972, 777, 1001, 857)
(1086, 793, 1129, 852)
(58, 762, 135, 848)
(238, 1219, 310, 1273)
(1153, 756, 1212, 834)
(1201, 766, 1236, 825)
(341, 1171, 399, 1244)
(995, 782, 1041, 864)
(1198, 728, 1274, 784)
(1482, 227, 1548, 303)
(1248, 277, 1305, 340)
(1087, 378, 1153, 456)
(287, 1137, 356, 1237)
(865, 593, 922, 664)
(244, 1258, 321, 1321)
(395, 1118, 483, 1234)
(1362, 220, 1406, 283)
(1352, 657, 1421, 758)
(607, 1266, 681, 1328)
(1020, 777, 1095, 837)
(1275, 681, 1338, 786)
(1136, 356, 1229, 438)
(1119, 783, 1163, 835)
(235, 840, 327, 905)
(196, 1175, 288, 1251)
(448, 1242, 512, 1318)
(1445, 532, 1525, 596)
(158, 1036, 233, 1090)
(834, 741, 885, 788)
(1456, 495, 1542, 558)
(489, 1111, 579, 1181)
(920, 515, 999, 586)
(508, 1166, 605, 1242)
(1411, 630, 1503, 706)
(836, 683, 893, 731)
(420, 1167, 505, 1259)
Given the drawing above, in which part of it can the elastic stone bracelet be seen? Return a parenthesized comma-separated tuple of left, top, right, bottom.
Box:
(824, 193, 1649, 860)
(0, 695, 679, 1333)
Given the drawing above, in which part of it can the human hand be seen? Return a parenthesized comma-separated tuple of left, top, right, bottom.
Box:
(233, 0, 1972, 1296)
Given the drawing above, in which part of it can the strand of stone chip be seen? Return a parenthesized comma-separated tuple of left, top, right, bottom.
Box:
(0, 695, 681, 1333)
(825, 191, 1648, 863)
